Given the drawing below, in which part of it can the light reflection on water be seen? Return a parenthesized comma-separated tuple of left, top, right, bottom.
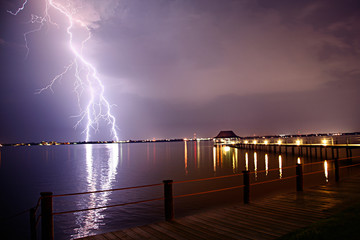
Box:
(1, 139, 360, 239)
(279, 155, 283, 179)
(212, 146, 216, 173)
(72, 144, 119, 239)
(245, 152, 249, 171)
(184, 141, 188, 174)
(324, 160, 329, 182)
(254, 152, 258, 179)
(265, 154, 269, 175)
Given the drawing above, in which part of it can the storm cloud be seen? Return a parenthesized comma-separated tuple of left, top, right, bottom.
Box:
(0, 0, 359, 142)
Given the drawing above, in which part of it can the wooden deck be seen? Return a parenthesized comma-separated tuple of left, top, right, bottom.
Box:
(78, 176, 360, 240)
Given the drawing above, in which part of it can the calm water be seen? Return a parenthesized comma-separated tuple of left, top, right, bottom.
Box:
(0, 136, 359, 239)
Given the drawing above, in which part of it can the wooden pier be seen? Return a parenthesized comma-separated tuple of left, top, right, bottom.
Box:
(78, 174, 360, 240)
(232, 142, 360, 160)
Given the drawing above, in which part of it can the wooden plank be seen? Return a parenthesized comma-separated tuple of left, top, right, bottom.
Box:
(178, 218, 238, 240)
(255, 201, 329, 218)
(150, 223, 189, 240)
(140, 225, 177, 240)
(156, 222, 207, 240)
(187, 215, 253, 239)
(233, 205, 315, 225)
(260, 195, 339, 210)
(304, 188, 348, 198)
(173, 219, 234, 240)
(200, 208, 285, 238)
(253, 196, 332, 215)
(192, 212, 275, 240)
(131, 227, 159, 240)
(91, 234, 111, 240)
(223, 206, 308, 228)
(250, 202, 326, 220)
(102, 232, 122, 240)
(223, 205, 306, 228)
(111, 230, 135, 240)
(121, 228, 146, 239)
(214, 207, 294, 234)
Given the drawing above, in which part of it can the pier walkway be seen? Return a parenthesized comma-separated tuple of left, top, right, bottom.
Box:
(78, 174, 360, 240)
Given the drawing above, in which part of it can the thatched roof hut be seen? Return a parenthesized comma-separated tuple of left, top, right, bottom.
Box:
(214, 130, 240, 139)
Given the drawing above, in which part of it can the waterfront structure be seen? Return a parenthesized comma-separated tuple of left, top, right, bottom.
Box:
(214, 130, 241, 144)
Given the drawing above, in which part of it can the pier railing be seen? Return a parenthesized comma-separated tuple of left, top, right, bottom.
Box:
(30, 155, 360, 240)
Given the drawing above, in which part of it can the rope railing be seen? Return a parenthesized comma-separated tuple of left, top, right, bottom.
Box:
(250, 175, 297, 186)
(339, 162, 360, 169)
(249, 164, 297, 175)
(36, 214, 41, 227)
(53, 197, 165, 216)
(302, 159, 334, 166)
(174, 185, 245, 199)
(338, 155, 360, 161)
(303, 169, 328, 176)
(34, 155, 360, 240)
(173, 173, 243, 184)
(52, 182, 163, 198)
(34, 197, 42, 213)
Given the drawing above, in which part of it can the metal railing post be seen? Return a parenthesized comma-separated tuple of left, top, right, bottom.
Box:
(41, 192, 54, 240)
(242, 170, 250, 204)
(335, 158, 339, 182)
(163, 180, 174, 221)
(296, 163, 303, 192)
(30, 207, 37, 240)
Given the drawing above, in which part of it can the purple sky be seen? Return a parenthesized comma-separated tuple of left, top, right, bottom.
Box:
(0, 0, 360, 143)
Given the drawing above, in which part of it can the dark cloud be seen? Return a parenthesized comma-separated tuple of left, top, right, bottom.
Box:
(0, 0, 359, 142)
(92, 0, 360, 100)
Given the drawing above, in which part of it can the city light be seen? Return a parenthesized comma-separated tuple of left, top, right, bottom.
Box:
(264, 140, 269, 145)
(296, 139, 301, 146)
(253, 140, 257, 144)
(277, 140, 282, 145)
(224, 146, 231, 152)
(324, 160, 328, 182)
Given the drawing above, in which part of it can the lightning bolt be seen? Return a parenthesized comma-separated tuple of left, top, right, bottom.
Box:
(9, 0, 119, 142)
(7, 0, 28, 15)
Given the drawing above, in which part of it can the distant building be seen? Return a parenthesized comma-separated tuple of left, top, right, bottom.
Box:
(214, 130, 241, 143)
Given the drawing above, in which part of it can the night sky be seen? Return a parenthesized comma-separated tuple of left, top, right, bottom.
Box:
(0, 0, 360, 143)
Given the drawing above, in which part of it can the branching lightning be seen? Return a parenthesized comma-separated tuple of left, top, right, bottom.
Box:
(9, 0, 119, 142)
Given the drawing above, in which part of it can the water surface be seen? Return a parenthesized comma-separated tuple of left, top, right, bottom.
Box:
(0, 137, 359, 239)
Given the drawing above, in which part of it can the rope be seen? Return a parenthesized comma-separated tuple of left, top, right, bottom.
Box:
(36, 215, 41, 227)
(338, 156, 360, 161)
(53, 183, 163, 197)
(174, 185, 245, 199)
(339, 162, 360, 169)
(53, 197, 164, 215)
(34, 197, 41, 213)
(250, 175, 296, 186)
(303, 169, 327, 176)
(250, 164, 296, 174)
(302, 160, 334, 167)
(174, 173, 243, 184)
